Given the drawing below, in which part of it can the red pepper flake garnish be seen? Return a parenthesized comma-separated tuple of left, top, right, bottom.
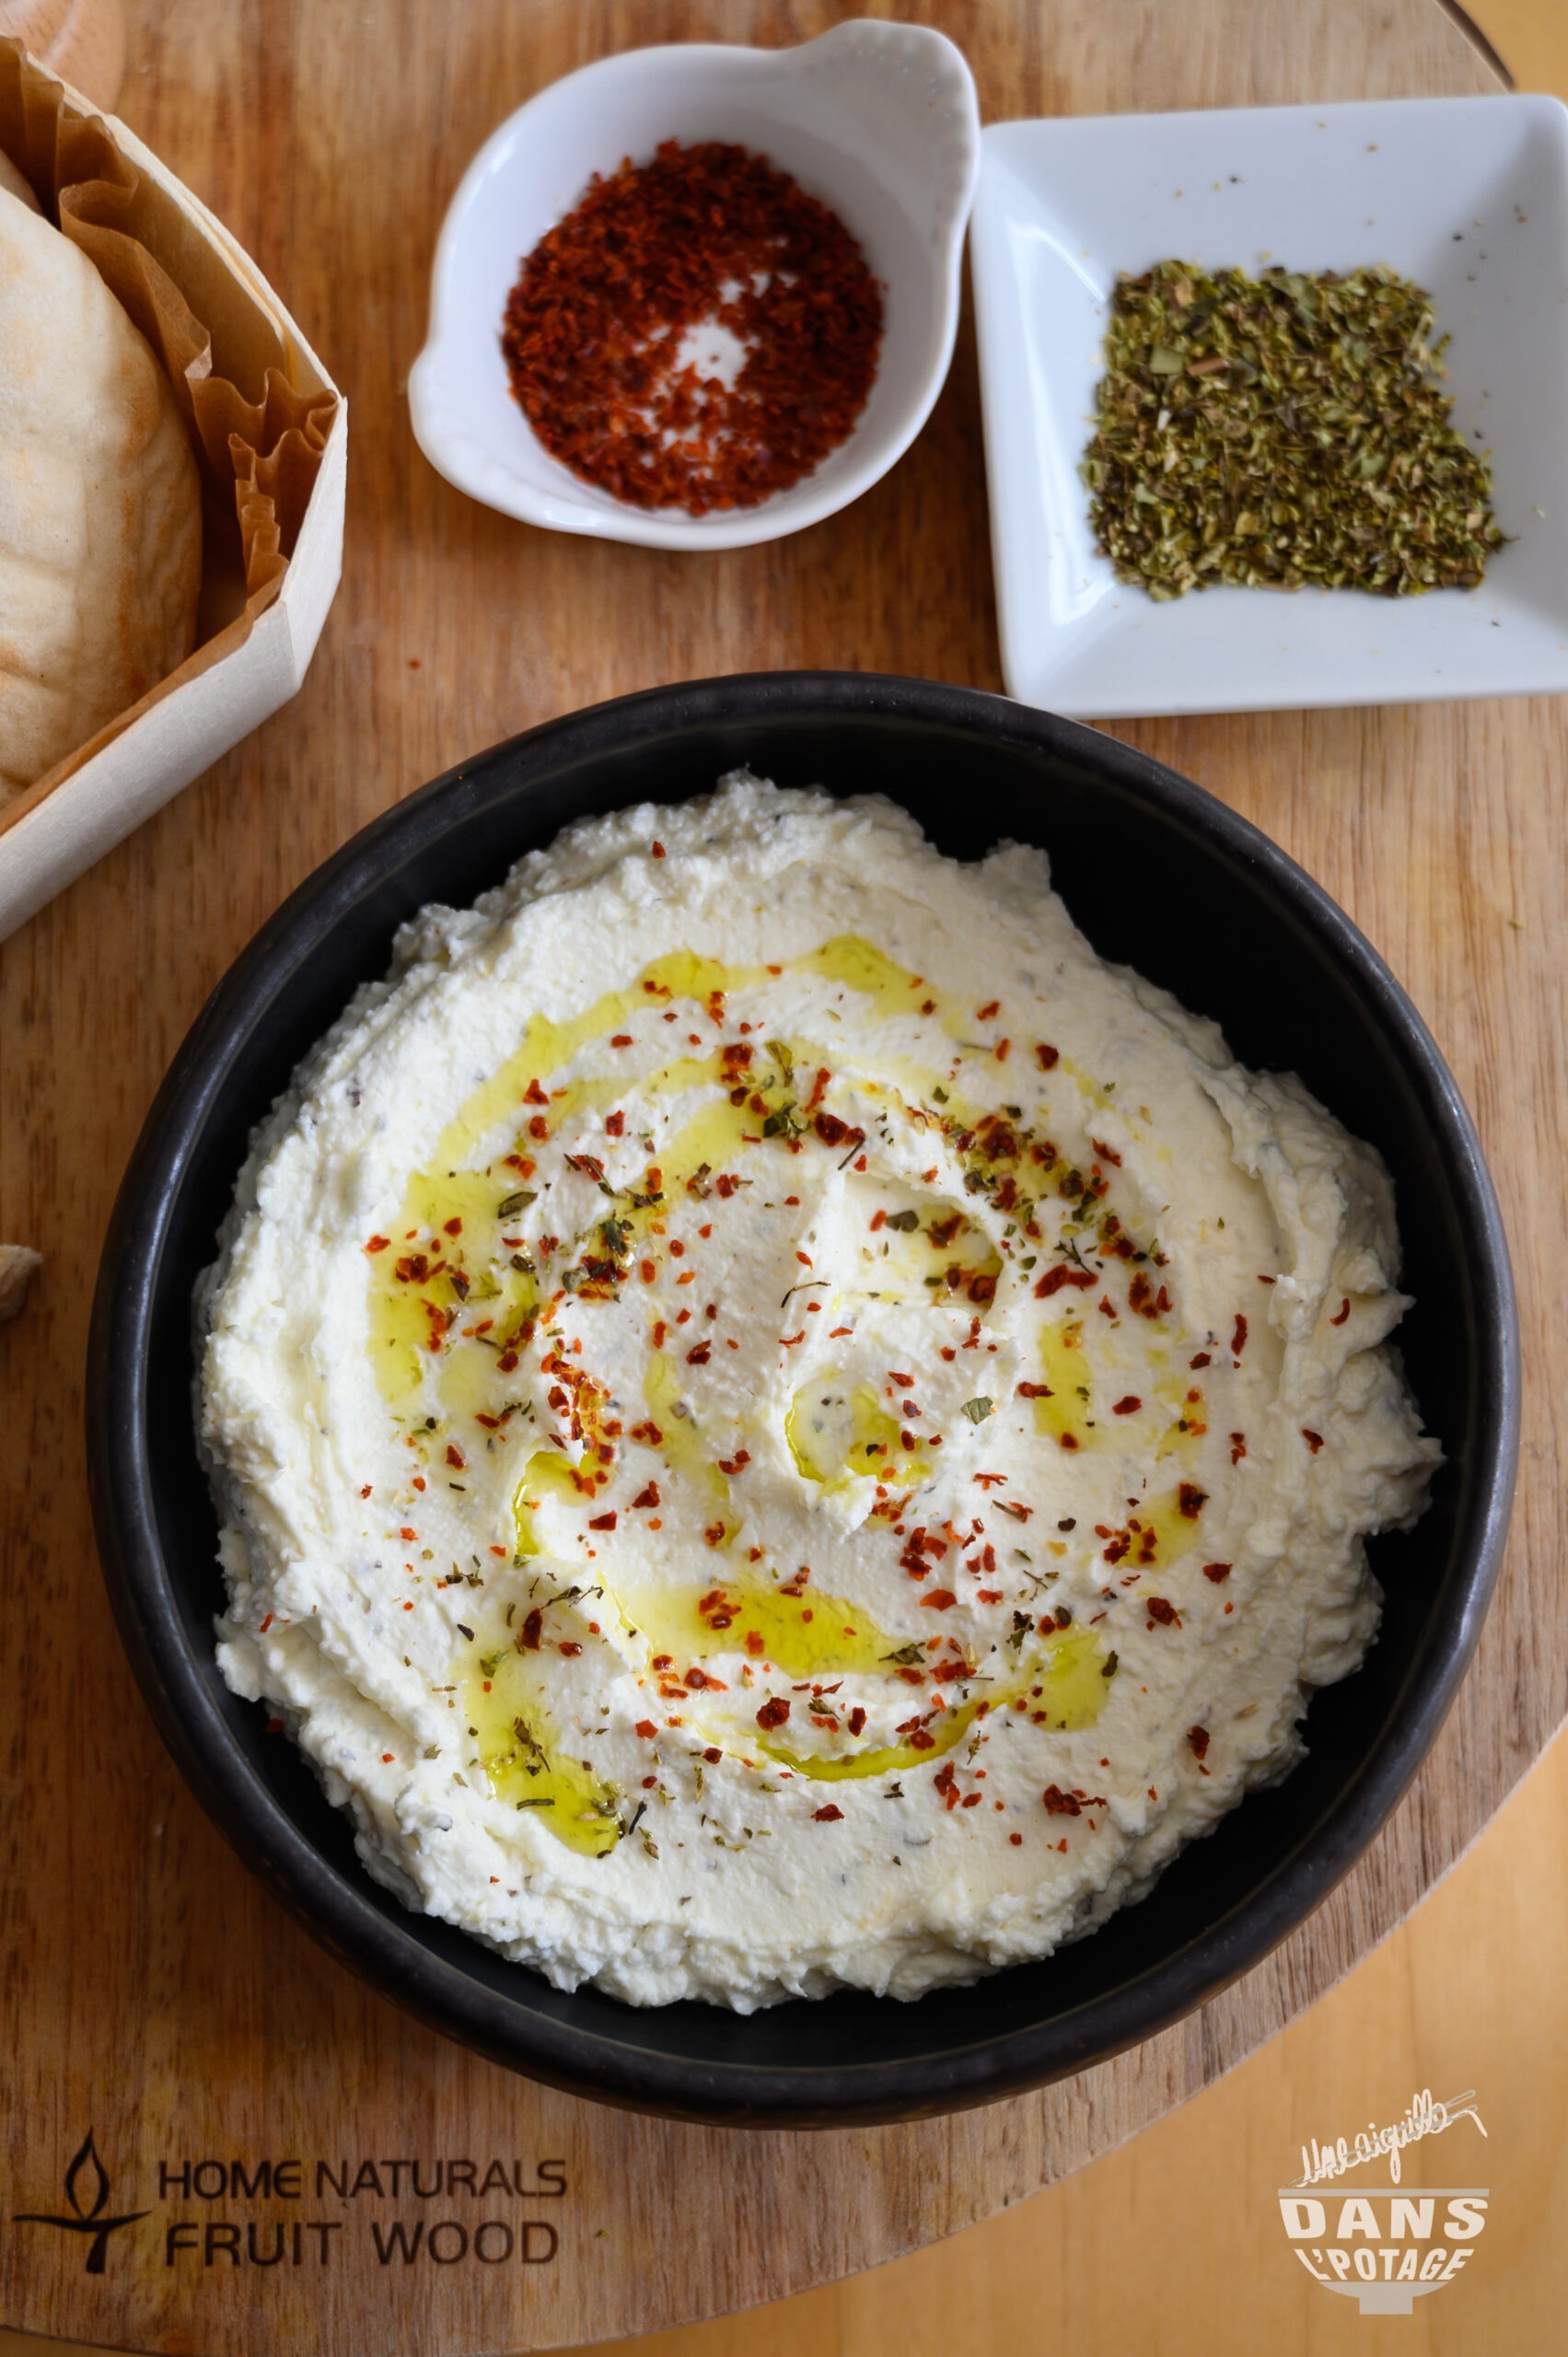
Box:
(1303, 1427, 1325, 1454)
(519, 1609, 544, 1651)
(634, 1720, 657, 1739)
(1090, 1138, 1122, 1166)
(812, 1805, 845, 1823)
(685, 1340, 712, 1365)
(1190, 1351, 1212, 1369)
(523, 1079, 549, 1106)
(365, 1235, 390, 1255)
(632, 1482, 660, 1511)
(399, 1526, 417, 1542)
(1202, 1562, 1232, 1583)
(360, 1483, 373, 1499)
(1188, 1724, 1211, 1760)
(1178, 1482, 1207, 1518)
(920, 1589, 958, 1611)
(610, 1034, 633, 1049)
(1330, 1296, 1352, 1326)
(756, 1697, 791, 1731)
(1036, 1263, 1098, 1298)
(1035, 1043, 1060, 1070)
(1111, 1394, 1142, 1416)
(502, 141, 883, 515)
(703, 1521, 726, 1548)
(558, 1641, 583, 1657)
(1231, 1312, 1249, 1357)
(588, 1510, 618, 1531)
(1146, 1597, 1180, 1627)
(651, 842, 667, 858)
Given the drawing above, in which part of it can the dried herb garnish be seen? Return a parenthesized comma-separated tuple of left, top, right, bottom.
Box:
(1081, 261, 1505, 598)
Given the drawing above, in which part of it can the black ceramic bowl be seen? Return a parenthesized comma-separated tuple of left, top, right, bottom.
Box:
(87, 673, 1517, 2128)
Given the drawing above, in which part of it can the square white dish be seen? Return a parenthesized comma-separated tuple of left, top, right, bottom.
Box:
(970, 94, 1568, 718)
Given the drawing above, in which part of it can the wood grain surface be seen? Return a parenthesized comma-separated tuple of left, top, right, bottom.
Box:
(2, 3, 1560, 2353)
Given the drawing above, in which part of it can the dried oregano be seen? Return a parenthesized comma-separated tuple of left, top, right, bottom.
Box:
(1081, 261, 1505, 598)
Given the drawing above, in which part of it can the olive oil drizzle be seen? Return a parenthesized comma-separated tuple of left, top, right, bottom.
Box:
(373, 935, 1182, 1852)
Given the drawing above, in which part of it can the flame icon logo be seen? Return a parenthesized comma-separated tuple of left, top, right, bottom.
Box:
(14, 2131, 149, 2272)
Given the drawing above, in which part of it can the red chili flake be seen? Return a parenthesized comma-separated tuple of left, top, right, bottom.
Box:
(703, 1746, 722, 1765)
(381, 1753, 395, 1765)
(1188, 1724, 1211, 1760)
(756, 1696, 791, 1731)
(847, 1706, 866, 1736)
(1089, 1138, 1122, 1167)
(976, 1000, 1001, 1022)
(1231, 1312, 1249, 1358)
(528, 1115, 549, 1142)
(1035, 1043, 1060, 1070)
(1036, 1263, 1098, 1298)
(610, 1034, 633, 1049)
(1190, 1351, 1212, 1369)
(685, 1340, 712, 1365)
(703, 1522, 726, 1548)
(1303, 1427, 1325, 1454)
(365, 1235, 390, 1255)
(519, 1609, 544, 1651)
(1178, 1482, 1207, 1518)
(522, 1078, 549, 1106)
(557, 1641, 583, 1657)
(360, 1484, 373, 1499)
(651, 841, 667, 858)
(502, 141, 884, 515)
(1146, 1597, 1180, 1627)
(1202, 1562, 1232, 1583)
(1111, 1394, 1142, 1415)
(813, 1110, 861, 1149)
(1059, 1433, 1080, 1452)
(588, 1511, 618, 1531)
(1330, 1296, 1352, 1326)
(920, 1589, 958, 1611)
(812, 1805, 845, 1823)
(1230, 1431, 1247, 1465)
(399, 1526, 417, 1542)
(634, 1720, 657, 1739)
(632, 1482, 661, 1511)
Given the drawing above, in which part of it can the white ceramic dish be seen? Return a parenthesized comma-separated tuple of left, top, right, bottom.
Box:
(970, 94, 1568, 718)
(408, 21, 980, 552)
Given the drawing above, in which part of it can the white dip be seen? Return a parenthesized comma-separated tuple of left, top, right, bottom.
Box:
(199, 779, 1439, 2010)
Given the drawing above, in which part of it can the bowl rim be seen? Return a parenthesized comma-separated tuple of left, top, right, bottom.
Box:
(87, 670, 1519, 2127)
(407, 22, 981, 551)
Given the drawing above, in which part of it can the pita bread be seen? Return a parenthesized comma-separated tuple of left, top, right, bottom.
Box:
(0, 180, 201, 795)
(0, 151, 39, 212)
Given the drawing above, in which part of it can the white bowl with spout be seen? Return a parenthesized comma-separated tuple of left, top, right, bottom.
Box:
(409, 20, 981, 550)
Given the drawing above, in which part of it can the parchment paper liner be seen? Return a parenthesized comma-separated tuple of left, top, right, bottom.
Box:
(0, 34, 339, 835)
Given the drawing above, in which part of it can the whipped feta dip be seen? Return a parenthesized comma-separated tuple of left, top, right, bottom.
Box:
(199, 778, 1440, 2010)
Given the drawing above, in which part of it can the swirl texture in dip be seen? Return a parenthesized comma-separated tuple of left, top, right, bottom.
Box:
(199, 779, 1439, 2010)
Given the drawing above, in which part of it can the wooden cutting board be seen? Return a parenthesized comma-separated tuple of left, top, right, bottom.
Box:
(4, 4, 1561, 2353)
